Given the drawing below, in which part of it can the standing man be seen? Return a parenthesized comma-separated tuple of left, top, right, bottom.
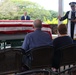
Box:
(58, 2, 76, 43)
(21, 11, 30, 20)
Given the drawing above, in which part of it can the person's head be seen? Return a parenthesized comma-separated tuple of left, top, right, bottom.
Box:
(24, 11, 27, 16)
(58, 24, 67, 35)
(33, 19, 42, 29)
(69, 2, 76, 11)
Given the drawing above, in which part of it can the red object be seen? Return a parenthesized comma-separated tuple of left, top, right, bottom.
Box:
(0, 20, 52, 39)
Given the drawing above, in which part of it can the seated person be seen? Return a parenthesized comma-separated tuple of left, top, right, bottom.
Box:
(52, 24, 73, 71)
(53, 24, 73, 50)
(22, 19, 52, 69)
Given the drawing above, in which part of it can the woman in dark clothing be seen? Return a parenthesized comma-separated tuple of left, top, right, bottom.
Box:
(52, 24, 73, 71)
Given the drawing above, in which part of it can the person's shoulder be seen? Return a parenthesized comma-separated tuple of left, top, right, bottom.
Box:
(53, 37, 59, 40)
(53, 37, 59, 43)
(27, 15, 30, 17)
(25, 32, 34, 37)
(66, 36, 73, 39)
(41, 30, 48, 34)
(64, 36, 73, 42)
(53, 36, 64, 42)
(60, 36, 73, 41)
(65, 36, 71, 38)
(42, 31, 50, 35)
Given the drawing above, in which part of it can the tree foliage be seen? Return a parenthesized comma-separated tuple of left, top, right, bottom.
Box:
(0, 0, 67, 24)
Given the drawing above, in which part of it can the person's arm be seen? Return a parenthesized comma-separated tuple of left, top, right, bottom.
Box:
(21, 16, 25, 20)
(22, 35, 30, 52)
(58, 11, 69, 21)
(71, 19, 76, 22)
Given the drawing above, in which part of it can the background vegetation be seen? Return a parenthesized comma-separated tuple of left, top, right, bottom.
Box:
(0, 0, 67, 24)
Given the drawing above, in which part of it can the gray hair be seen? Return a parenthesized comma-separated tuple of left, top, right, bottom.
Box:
(33, 19, 42, 29)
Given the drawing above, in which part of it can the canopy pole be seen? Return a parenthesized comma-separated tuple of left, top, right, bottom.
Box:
(58, 0, 63, 25)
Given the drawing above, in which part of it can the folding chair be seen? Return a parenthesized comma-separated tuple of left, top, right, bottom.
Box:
(56, 44, 76, 75)
(16, 45, 56, 75)
(30, 45, 54, 69)
(0, 48, 23, 75)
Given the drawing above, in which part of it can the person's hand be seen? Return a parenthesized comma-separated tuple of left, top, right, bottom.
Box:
(71, 19, 76, 22)
(58, 15, 61, 20)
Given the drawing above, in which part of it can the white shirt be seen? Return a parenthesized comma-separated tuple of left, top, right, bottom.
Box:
(24, 16, 26, 20)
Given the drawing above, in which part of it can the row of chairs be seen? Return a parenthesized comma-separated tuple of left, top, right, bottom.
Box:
(0, 44, 76, 75)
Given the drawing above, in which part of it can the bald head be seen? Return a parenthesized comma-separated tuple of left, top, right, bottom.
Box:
(33, 19, 42, 29)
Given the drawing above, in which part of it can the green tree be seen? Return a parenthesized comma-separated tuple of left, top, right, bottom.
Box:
(0, 0, 58, 23)
(49, 10, 58, 20)
(0, 0, 19, 19)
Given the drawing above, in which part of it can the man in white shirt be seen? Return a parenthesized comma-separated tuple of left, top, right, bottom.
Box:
(21, 11, 30, 20)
